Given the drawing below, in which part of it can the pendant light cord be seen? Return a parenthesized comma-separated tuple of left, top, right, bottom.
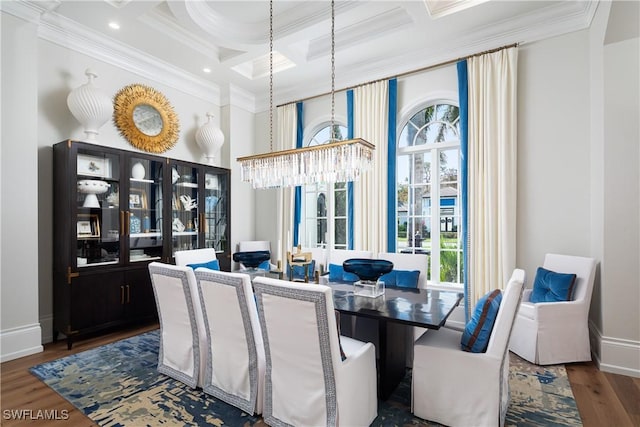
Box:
(330, 0, 336, 141)
(269, 0, 274, 152)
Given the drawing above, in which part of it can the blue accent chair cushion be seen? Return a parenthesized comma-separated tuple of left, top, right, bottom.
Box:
(187, 259, 220, 271)
(258, 260, 271, 270)
(290, 260, 316, 281)
(328, 263, 359, 282)
(378, 270, 420, 288)
(461, 289, 502, 353)
(529, 267, 577, 303)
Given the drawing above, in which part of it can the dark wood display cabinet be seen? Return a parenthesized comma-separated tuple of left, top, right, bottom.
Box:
(53, 140, 230, 348)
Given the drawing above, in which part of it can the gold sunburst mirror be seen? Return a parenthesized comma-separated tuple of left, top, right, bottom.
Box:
(113, 84, 180, 153)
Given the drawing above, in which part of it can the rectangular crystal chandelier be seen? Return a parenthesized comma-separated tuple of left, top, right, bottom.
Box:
(238, 138, 375, 189)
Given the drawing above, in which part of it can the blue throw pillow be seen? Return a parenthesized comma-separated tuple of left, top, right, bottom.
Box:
(378, 270, 397, 287)
(328, 263, 358, 282)
(187, 259, 220, 271)
(461, 289, 502, 353)
(395, 270, 420, 288)
(378, 270, 420, 288)
(529, 267, 577, 303)
(257, 260, 270, 270)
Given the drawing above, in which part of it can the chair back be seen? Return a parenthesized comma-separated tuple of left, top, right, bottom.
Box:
(377, 252, 429, 288)
(174, 248, 217, 266)
(543, 253, 596, 308)
(148, 262, 206, 388)
(253, 277, 343, 426)
(486, 268, 525, 358)
(327, 249, 373, 267)
(194, 269, 265, 415)
(238, 240, 271, 252)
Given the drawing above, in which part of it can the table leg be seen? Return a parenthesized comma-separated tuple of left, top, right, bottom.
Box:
(377, 321, 407, 400)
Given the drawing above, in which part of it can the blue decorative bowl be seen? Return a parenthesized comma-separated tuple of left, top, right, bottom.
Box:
(233, 250, 271, 269)
(343, 259, 394, 281)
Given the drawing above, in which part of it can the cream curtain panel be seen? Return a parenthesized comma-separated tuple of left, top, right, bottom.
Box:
(466, 47, 518, 304)
(275, 104, 297, 269)
(353, 80, 388, 254)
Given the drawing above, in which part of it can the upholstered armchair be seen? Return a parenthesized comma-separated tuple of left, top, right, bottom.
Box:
(147, 262, 207, 388)
(412, 269, 525, 427)
(509, 253, 597, 365)
(252, 277, 378, 427)
(193, 269, 265, 415)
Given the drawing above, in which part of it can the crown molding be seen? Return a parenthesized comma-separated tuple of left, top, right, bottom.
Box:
(139, 7, 221, 63)
(7, 0, 221, 104)
(220, 84, 257, 114)
(0, 0, 59, 23)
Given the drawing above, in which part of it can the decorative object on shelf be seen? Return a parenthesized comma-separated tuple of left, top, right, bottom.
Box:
(113, 83, 180, 154)
(67, 69, 113, 142)
(142, 215, 151, 233)
(131, 162, 146, 179)
(130, 213, 141, 234)
(172, 217, 185, 232)
(179, 195, 197, 211)
(195, 112, 225, 165)
(172, 167, 180, 184)
(343, 258, 393, 298)
(106, 190, 119, 207)
(205, 173, 218, 190)
(77, 179, 110, 208)
(236, 0, 374, 189)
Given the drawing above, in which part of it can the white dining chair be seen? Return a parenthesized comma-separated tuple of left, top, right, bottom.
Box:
(253, 276, 378, 427)
(148, 262, 207, 388)
(411, 269, 525, 427)
(194, 269, 266, 415)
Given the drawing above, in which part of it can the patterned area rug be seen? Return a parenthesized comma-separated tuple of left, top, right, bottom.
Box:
(30, 330, 582, 426)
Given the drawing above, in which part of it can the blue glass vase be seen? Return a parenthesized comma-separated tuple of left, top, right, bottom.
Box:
(233, 250, 271, 269)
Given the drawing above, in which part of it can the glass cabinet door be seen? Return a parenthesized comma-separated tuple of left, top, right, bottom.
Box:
(204, 171, 228, 253)
(76, 147, 121, 267)
(171, 164, 200, 256)
(128, 157, 163, 263)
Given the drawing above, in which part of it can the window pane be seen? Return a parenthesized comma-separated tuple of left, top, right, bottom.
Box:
(334, 189, 346, 216)
(334, 218, 346, 246)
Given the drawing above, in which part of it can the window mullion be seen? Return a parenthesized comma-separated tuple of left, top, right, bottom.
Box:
(431, 147, 441, 284)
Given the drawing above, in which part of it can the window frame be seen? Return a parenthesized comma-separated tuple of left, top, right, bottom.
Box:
(299, 122, 350, 250)
(396, 99, 463, 289)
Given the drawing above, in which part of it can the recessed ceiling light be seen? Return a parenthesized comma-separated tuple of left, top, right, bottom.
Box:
(203, 68, 211, 73)
(108, 22, 120, 30)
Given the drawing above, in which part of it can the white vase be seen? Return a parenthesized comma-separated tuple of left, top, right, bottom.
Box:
(67, 69, 113, 142)
(195, 112, 225, 165)
(131, 162, 146, 180)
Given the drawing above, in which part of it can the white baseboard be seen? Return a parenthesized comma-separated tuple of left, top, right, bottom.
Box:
(590, 323, 640, 378)
(0, 323, 43, 362)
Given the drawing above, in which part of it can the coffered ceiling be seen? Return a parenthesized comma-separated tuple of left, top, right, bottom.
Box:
(4, 0, 599, 110)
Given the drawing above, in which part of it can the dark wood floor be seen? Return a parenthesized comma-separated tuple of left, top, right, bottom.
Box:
(1, 323, 638, 426)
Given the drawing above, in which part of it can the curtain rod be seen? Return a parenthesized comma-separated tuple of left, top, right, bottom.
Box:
(277, 42, 519, 107)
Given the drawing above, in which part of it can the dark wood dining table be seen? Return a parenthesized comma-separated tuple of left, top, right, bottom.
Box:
(329, 282, 463, 400)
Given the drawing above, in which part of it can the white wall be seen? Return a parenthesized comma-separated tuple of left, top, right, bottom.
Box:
(601, 35, 640, 376)
(1, 13, 43, 362)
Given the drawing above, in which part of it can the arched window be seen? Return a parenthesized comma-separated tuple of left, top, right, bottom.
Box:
(300, 123, 349, 249)
(396, 102, 463, 285)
